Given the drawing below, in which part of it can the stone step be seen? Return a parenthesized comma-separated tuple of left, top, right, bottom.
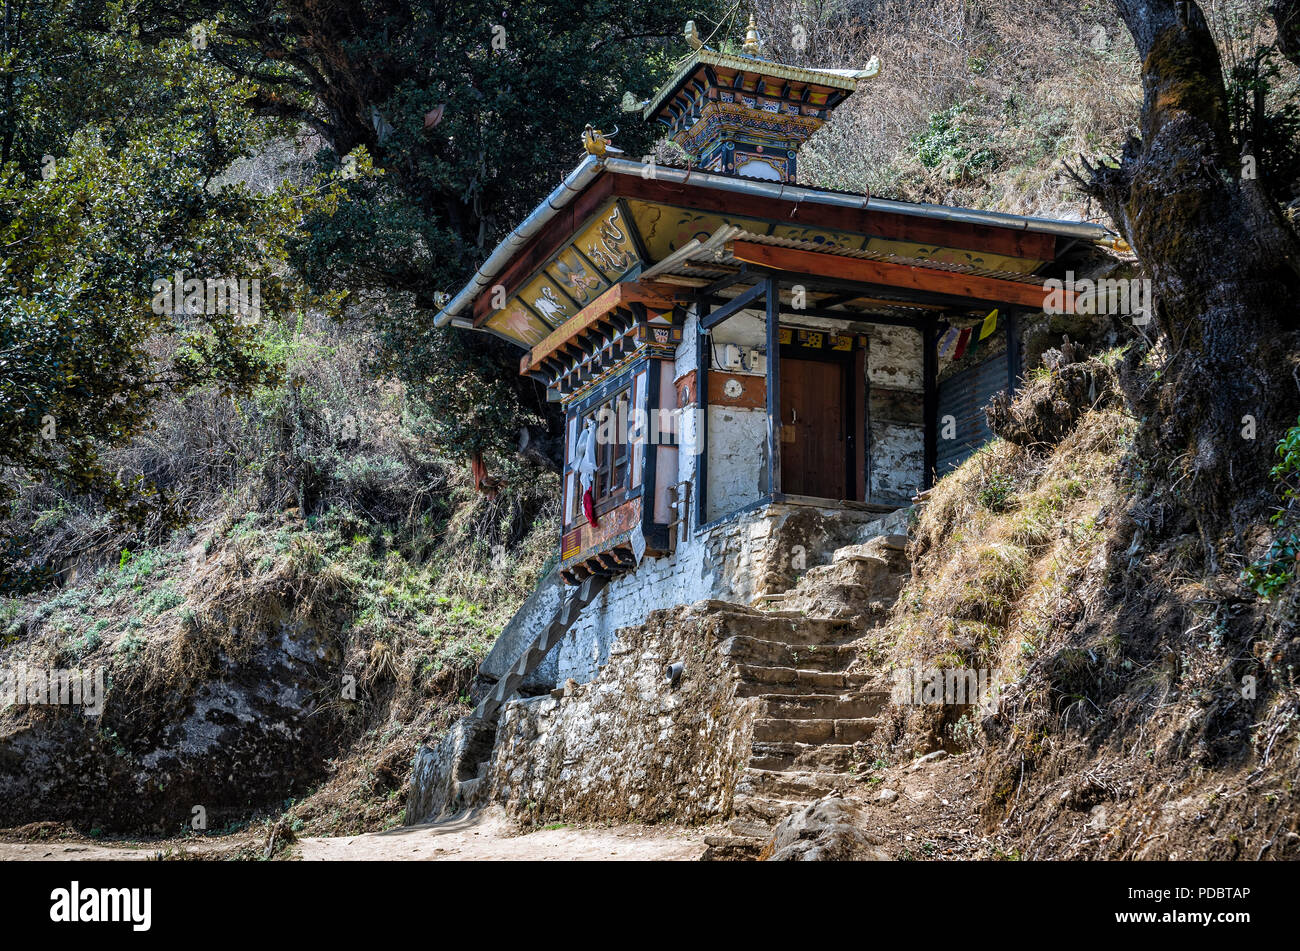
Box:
(758, 692, 888, 721)
(752, 716, 880, 744)
(726, 817, 775, 839)
(719, 635, 857, 672)
(749, 741, 874, 772)
(709, 608, 858, 647)
(734, 665, 870, 695)
(737, 768, 853, 801)
(732, 794, 806, 824)
(702, 833, 764, 861)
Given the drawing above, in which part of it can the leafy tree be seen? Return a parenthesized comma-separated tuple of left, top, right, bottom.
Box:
(132, 0, 718, 459)
(0, 1, 349, 591)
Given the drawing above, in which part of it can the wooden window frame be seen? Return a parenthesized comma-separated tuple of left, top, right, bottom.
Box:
(571, 386, 633, 521)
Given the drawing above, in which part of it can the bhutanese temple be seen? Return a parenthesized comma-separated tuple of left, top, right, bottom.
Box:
(429, 18, 1114, 716)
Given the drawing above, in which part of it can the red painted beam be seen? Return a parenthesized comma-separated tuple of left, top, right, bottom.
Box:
(613, 175, 1057, 265)
(729, 240, 1068, 310)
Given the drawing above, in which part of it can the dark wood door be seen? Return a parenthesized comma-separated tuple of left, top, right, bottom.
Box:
(779, 357, 847, 499)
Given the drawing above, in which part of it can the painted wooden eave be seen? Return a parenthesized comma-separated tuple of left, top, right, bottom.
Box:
(521, 281, 679, 375)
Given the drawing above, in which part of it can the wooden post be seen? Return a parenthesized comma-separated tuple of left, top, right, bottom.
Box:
(695, 295, 710, 527)
(765, 276, 782, 498)
(1007, 310, 1021, 396)
(923, 323, 937, 488)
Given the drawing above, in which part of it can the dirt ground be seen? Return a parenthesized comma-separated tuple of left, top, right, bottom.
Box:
(836, 751, 1015, 860)
(295, 807, 710, 860)
(0, 808, 711, 861)
(0, 841, 159, 861)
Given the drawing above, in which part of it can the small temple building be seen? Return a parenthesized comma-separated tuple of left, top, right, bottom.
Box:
(432, 21, 1113, 702)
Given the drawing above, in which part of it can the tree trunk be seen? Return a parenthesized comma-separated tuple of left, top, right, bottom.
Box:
(1273, 0, 1300, 68)
(1074, 0, 1300, 558)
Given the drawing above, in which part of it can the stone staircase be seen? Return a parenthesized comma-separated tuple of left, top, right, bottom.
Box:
(473, 574, 608, 721)
(703, 533, 909, 859)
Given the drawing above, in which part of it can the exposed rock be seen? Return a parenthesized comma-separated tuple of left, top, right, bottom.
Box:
(0, 617, 346, 833)
(907, 749, 949, 771)
(986, 356, 1118, 448)
(766, 797, 892, 861)
(406, 717, 497, 825)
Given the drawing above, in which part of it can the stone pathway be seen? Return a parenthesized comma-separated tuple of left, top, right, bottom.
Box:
(704, 535, 910, 858)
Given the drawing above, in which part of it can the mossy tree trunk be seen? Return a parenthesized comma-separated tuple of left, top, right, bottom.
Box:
(1074, 0, 1300, 554)
(1273, 0, 1300, 68)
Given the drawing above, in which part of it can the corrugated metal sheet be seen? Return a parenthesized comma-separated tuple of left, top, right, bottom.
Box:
(937, 351, 1008, 474)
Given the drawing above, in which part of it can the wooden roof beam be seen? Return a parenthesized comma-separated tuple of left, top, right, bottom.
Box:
(730, 241, 1072, 311)
(521, 281, 678, 374)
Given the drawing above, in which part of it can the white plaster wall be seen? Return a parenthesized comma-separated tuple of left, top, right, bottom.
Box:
(551, 500, 894, 684)
(871, 422, 925, 502)
(533, 304, 912, 686)
(868, 325, 924, 390)
(706, 405, 767, 521)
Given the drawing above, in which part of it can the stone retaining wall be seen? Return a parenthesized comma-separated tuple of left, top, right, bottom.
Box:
(487, 602, 756, 825)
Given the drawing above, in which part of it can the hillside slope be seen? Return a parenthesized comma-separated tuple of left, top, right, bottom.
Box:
(798, 350, 1299, 860)
(0, 323, 556, 843)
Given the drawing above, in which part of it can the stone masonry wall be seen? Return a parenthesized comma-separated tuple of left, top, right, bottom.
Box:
(552, 502, 891, 684)
(867, 324, 925, 504)
(488, 602, 757, 825)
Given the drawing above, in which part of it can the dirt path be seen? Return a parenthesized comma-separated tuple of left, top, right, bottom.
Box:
(0, 841, 158, 861)
(297, 807, 709, 861)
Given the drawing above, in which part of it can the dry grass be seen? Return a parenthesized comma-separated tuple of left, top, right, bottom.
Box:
(0, 310, 560, 838)
(878, 365, 1135, 684)
(740, 0, 1141, 219)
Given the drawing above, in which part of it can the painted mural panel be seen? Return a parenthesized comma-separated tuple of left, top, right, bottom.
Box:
(484, 300, 550, 347)
(865, 238, 1041, 275)
(515, 272, 576, 328)
(575, 203, 641, 281)
(769, 223, 870, 252)
(626, 200, 767, 261)
(544, 245, 605, 307)
(482, 201, 646, 350)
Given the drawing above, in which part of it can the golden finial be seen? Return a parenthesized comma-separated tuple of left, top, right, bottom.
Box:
(582, 123, 623, 158)
(685, 20, 703, 51)
(741, 14, 761, 56)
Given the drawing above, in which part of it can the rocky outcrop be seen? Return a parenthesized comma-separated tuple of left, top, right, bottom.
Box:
(0, 617, 347, 833)
(405, 717, 497, 825)
(765, 797, 892, 861)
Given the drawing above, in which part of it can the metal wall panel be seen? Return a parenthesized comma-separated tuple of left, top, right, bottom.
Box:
(936, 351, 1008, 474)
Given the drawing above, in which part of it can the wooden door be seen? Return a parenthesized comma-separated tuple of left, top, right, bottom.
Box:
(779, 357, 847, 499)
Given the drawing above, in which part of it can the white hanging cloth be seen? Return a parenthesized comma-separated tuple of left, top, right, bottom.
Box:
(575, 419, 599, 493)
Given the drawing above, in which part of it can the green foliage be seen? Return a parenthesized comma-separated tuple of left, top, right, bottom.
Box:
(0, 1, 360, 592)
(130, 0, 718, 460)
(976, 471, 1017, 512)
(1221, 18, 1300, 202)
(914, 104, 997, 183)
(1242, 417, 1300, 598)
